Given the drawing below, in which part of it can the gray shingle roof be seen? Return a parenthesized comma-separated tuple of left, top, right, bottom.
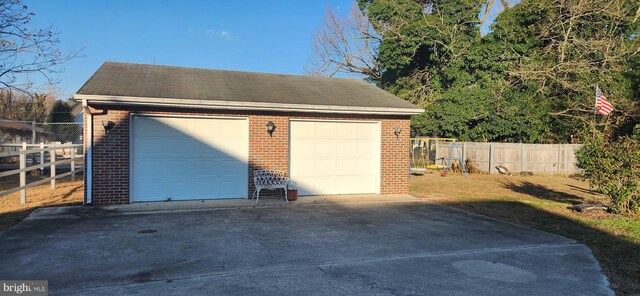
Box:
(75, 62, 422, 112)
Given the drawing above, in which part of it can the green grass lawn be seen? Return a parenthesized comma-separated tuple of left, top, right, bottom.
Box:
(411, 173, 640, 295)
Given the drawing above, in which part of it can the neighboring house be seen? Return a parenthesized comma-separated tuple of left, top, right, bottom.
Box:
(0, 118, 49, 144)
(73, 62, 423, 205)
(68, 100, 84, 124)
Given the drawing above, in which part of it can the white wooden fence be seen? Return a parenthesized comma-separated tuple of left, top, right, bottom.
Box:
(412, 140, 582, 174)
(0, 142, 83, 203)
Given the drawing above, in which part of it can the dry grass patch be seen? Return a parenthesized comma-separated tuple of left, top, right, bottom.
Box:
(411, 172, 639, 295)
(0, 173, 83, 231)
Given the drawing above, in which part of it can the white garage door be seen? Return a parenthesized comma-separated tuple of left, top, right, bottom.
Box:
(131, 115, 248, 202)
(290, 120, 381, 195)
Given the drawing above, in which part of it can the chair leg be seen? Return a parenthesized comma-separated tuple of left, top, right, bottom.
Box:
(284, 187, 289, 203)
(256, 189, 260, 204)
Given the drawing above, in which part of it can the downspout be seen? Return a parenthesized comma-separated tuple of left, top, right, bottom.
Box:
(82, 98, 92, 204)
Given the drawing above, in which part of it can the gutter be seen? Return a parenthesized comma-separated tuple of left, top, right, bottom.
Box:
(73, 94, 424, 116)
(81, 98, 92, 204)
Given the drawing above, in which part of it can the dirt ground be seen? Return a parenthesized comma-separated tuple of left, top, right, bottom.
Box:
(411, 172, 640, 295)
(0, 173, 83, 231)
(412, 172, 608, 204)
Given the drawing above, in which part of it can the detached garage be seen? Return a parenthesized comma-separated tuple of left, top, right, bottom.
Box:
(74, 62, 423, 205)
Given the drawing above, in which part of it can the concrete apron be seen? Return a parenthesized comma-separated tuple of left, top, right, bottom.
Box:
(1, 195, 613, 296)
(27, 194, 419, 219)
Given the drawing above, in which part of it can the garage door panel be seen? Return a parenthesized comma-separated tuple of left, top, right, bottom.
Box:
(354, 176, 376, 192)
(314, 159, 335, 176)
(163, 159, 193, 176)
(290, 157, 314, 175)
(291, 140, 314, 157)
(134, 138, 167, 159)
(136, 117, 187, 137)
(336, 124, 356, 138)
(207, 160, 246, 177)
(190, 140, 220, 155)
(190, 183, 219, 198)
(312, 176, 336, 194)
(356, 124, 378, 139)
(314, 140, 336, 156)
(290, 120, 380, 196)
(133, 160, 167, 178)
(290, 122, 313, 138)
(335, 176, 356, 192)
(216, 120, 245, 135)
(294, 179, 315, 195)
(188, 160, 218, 175)
(218, 179, 247, 196)
(134, 180, 168, 201)
(356, 159, 376, 175)
(213, 141, 249, 160)
(336, 141, 357, 156)
(133, 117, 166, 136)
(315, 123, 334, 138)
(356, 141, 377, 157)
(132, 116, 248, 202)
(166, 139, 197, 157)
(336, 159, 356, 175)
(166, 180, 193, 199)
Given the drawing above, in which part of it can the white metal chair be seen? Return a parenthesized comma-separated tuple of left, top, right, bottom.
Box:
(252, 170, 295, 204)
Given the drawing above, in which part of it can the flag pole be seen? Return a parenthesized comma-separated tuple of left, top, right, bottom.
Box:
(593, 86, 598, 139)
(594, 86, 598, 121)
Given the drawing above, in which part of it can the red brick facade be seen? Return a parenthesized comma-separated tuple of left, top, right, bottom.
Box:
(84, 105, 410, 205)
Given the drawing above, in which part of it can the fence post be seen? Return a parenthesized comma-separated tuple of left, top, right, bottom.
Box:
(563, 145, 568, 176)
(462, 142, 467, 162)
(20, 143, 26, 204)
(557, 144, 562, 174)
(70, 148, 76, 182)
(489, 143, 494, 174)
(50, 148, 56, 189)
(39, 142, 45, 176)
(520, 143, 526, 172)
(31, 121, 36, 144)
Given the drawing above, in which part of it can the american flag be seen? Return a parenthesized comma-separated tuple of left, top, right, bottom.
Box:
(595, 86, 613, 116)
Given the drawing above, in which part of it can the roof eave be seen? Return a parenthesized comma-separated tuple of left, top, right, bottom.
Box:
(73, 94, 424, 116)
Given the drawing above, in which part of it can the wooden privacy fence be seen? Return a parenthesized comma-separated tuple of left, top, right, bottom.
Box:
(0, 143, 83, 204)
(411, 139, 583, 175)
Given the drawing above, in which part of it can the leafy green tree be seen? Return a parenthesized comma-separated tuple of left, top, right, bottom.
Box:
(311, 0, 639, 142)
(490, 0, 639, 142)
(357, 0, 550, 142)
(577, 131, 640, 214)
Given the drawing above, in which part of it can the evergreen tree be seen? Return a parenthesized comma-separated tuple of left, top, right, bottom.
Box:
(47, 100, 75, 143)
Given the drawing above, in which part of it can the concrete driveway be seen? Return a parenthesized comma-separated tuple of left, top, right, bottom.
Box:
(0, 196, 612, 295)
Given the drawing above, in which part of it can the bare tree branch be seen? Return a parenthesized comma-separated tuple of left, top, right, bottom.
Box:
(306, 4, 381, 82)
(0, 0, 80, 96)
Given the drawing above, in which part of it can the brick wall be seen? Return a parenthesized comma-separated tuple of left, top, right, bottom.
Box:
(380, 118, 411, 194)
(84, 105, 411, 205)
(88, 109, 130, 205)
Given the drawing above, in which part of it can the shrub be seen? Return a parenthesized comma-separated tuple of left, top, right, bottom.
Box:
(576, 133, 640, 214)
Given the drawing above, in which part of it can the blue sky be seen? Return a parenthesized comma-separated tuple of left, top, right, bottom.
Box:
(25, 0, 350, 98)
(24, 0, 509, 99)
